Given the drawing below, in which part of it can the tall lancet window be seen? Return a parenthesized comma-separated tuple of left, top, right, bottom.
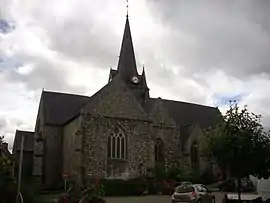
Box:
(107, 126, 126, 159)
(190, 141, 199, 166)
(155, 138, 164, 162)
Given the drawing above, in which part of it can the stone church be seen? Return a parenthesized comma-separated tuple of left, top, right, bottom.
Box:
(13, 16, 222, 189)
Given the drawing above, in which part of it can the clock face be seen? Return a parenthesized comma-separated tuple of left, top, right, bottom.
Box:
(131, 76, 139, 84)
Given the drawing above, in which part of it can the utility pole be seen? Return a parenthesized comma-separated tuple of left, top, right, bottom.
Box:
(17, 135, 24, 203)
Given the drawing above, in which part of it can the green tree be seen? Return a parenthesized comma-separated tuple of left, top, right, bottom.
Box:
(0, 136, 13, 176)
(201, 103, 270, 199)
(0, 136, 16, 203)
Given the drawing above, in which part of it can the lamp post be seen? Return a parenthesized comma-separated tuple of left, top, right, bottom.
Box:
(17, 135, 24, 203)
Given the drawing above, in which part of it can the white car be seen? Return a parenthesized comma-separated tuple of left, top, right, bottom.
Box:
(171, 184, 215, 203)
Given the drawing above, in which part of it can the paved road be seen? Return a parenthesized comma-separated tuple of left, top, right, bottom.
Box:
(105, 192, 225, 203)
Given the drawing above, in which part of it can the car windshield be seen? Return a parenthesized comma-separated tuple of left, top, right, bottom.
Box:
(176, 185, 194, 193)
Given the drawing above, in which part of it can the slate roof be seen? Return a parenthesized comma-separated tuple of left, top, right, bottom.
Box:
(42, 91, 90, 125)
(13, 130, 34, 153)
(146, 98, 222, 129)
(162, 99, 222, 129)
(40, 89, 222, 129)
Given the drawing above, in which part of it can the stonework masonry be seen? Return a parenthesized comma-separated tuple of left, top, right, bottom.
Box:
(81, 115, 152, 181)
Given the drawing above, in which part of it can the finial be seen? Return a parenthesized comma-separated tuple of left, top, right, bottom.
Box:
(126, 0, 129, 17)
(142, 64, 145, 74)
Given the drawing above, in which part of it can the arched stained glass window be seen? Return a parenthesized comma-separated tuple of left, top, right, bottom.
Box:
(107, 126, 126, 159)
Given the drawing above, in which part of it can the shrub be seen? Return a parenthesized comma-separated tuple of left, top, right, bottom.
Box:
(146, 178, 158, 194)
(188, 167, 217, 185)
(0, 178, 17, 203)
(176, 168, 191, 182)
(198, 168, 216, 185)
(190, 168, 201, 183)
(153, 164, 167, 181)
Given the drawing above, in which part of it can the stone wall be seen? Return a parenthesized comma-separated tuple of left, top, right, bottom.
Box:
(183, 125, 213, 175)
(63, 116, 82, 182)
(149, 98, 181, 170)
(79, 114, 182, 182)
(33, 93, 45, 183)
(14, 151, 34, 181)
(43, 125, 63, 188)
(33, 141, 43, 176)
(151, 126, 180, 169)
(83, 75, 149, 121)
(80, 114, 152, 182)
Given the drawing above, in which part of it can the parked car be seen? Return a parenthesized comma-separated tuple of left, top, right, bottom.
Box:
(218, 178, 255, 192)
(163, 180, 193, 195)
(173, 181, 193, 188)
(171, 184, 215, 203)
(250, 175, 270, 202)
(222, 193, 263, 203)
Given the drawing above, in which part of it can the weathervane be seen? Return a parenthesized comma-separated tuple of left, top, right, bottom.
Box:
(126, 0, 129, 17)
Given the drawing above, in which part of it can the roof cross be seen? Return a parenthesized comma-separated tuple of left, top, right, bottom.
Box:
(126, 0, 129, 17)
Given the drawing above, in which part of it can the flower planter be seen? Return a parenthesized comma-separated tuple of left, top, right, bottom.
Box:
(89, 198, 106, 203)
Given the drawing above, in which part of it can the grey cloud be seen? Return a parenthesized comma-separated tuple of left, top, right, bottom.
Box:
(245, 94, 270, 125)
(0, 19, 15, 34)
(47, 19, 120, 69)
(2, 0, 270, 128)
(29, 0, 126, 70)
(0, 55, 21, 70)
(0, 117, 29, 148)
(3, 54, 87, 94)
(0, 118, 7, 131)
(0, 0, 13, 19)
(147, 0, 270, 78)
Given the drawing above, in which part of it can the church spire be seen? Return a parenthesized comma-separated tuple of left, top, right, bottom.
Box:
(117, 16, 138, 83)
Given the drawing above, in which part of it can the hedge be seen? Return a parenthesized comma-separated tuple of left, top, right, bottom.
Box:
(101, 178, 148, 196)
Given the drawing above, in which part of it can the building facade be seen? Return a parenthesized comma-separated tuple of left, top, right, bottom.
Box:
(13, 16, 222, 189)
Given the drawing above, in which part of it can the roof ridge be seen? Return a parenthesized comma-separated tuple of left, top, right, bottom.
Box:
(152, 97, 217, 109)
(43, 90, 90, 98)
(16, 130, 34, 133)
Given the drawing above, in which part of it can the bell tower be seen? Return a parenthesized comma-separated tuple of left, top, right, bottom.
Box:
(108, 15, 150, 105)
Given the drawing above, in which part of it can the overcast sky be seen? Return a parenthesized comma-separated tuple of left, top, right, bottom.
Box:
(1, 0, 270, 150)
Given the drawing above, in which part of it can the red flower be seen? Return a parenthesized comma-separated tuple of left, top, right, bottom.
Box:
(94, 177, 100, 186)
(163, 180, 169, 188)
